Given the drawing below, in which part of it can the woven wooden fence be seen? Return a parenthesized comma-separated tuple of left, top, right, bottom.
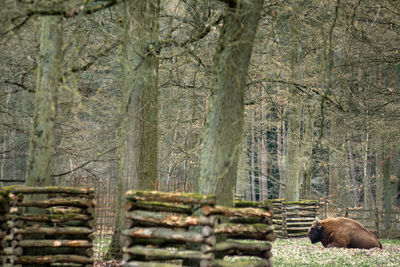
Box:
(1, 186, 95, 267)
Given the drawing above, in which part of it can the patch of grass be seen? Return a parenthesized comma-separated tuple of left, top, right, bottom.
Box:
(272, 238, 400, 267)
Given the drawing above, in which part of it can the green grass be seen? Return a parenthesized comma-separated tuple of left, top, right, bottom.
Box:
(271, 238, 400, 267)
(93, 236, 400, 266)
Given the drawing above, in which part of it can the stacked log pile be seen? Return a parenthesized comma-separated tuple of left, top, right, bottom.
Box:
(2, 186, 95, 267)
(1, 189, 11, 266)
(122, 190, 216, 267)
(269, 199, 286, 238)
(204, 200, 274, 267)
(284, 200, 319, 238)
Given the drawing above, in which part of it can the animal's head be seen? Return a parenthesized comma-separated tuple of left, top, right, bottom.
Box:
(308, 217, 324, 244)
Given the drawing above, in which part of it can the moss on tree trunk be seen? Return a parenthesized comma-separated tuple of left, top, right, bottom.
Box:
(198, 0, 264, 207)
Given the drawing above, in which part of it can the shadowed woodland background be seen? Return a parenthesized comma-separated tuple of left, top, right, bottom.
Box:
(1, 0, 400, 259)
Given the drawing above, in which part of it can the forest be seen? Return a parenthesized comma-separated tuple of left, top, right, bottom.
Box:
(1, 0, 400, 261)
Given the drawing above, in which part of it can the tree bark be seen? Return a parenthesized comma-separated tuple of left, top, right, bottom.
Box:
(383, 155, 392, 230)
(25, 15, 63, 187)
(347, 140, 359, 207)
(107, 0, 160, 259)
(363, 132, 373, 210)
(198, 0, 264, 207)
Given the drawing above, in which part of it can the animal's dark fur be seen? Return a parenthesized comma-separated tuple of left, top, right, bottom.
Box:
(308, 217, 382, 249)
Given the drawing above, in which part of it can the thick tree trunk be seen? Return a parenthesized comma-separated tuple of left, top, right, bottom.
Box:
(107, 0, 160, 259)
(25, 15, 63, 187)
(120, 0, 159, 192)
(198, 0, 264, 207)
(235, 133, 248, 200)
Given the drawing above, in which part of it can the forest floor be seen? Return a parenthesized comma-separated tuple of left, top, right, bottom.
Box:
(268, 237, 400, 267)
(93, 238, 400, 266)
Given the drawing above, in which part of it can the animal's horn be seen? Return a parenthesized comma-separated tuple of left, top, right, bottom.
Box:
(315, 217, 319, 224)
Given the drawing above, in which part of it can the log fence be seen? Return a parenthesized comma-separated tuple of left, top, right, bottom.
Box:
(209, 200, 274, 267)
(284, 200, 319, 238)
(122, 192, 275, 267)
(122, 190, 217, 267)
(0, 186, 95, 267)
(265, 199, 319, 238)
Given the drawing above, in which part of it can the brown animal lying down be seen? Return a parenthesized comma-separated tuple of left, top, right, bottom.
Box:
(308, 217, 382, 249)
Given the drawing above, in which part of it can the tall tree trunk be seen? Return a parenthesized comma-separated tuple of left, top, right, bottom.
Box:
(250, 113, 257, 201)
(258, 134, 268, 201)
(328, 118, 339, 206)
(285, 32, 303, 201)
(285, 96, 301, 201)
(258, 88, 268, 201)
(300, 102, 315, 199)
(198, 0, 263, 207)
(376, 152, 383, 211)
(347, 140, 359, 207)
(277, 107, 287, 198)
(25, 15, 63, 187)
(383, 155, 392, 230)
(106, 0, 160, 259)
(362, 132, 373, 209)
(338, 138, 351, 212)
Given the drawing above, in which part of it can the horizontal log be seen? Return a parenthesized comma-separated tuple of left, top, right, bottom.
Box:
(121, 227, 215, 245)
(214, 224, 274, 240)
(122, 261, 188, 267)
(285, 200, 319, 205)
(229, 216, 271, 224)
(47, 193, 94, 200)
(19, 239, 92, 248)
(214, 241, 271, 256)
(3, 246, 23, 255)
(202, 206, 272, 219)
(126, 201, 192, 214)
(15, 198, 94, 208)
(126, 210, 214, 227)
(234, 200, 272, 210)
(12, 213, 92, 223)
(211, 259, 270, 267)
(5, 186, 94, 195)
(285, 217, 315, 222)
(48, 206, 93, 215)
(286, 227, 310, 231)
(285, 206, 318, 211)
(123, 245, 213, 260)
(285, 212, 318, 218)
(126, 190, 216, 205)
(123, 237, 188, 247)
(16, 255, 93, 264)
(215, 223, 274, 235)
(13, 226, 94, 236)
(286, 222, 313, 227)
